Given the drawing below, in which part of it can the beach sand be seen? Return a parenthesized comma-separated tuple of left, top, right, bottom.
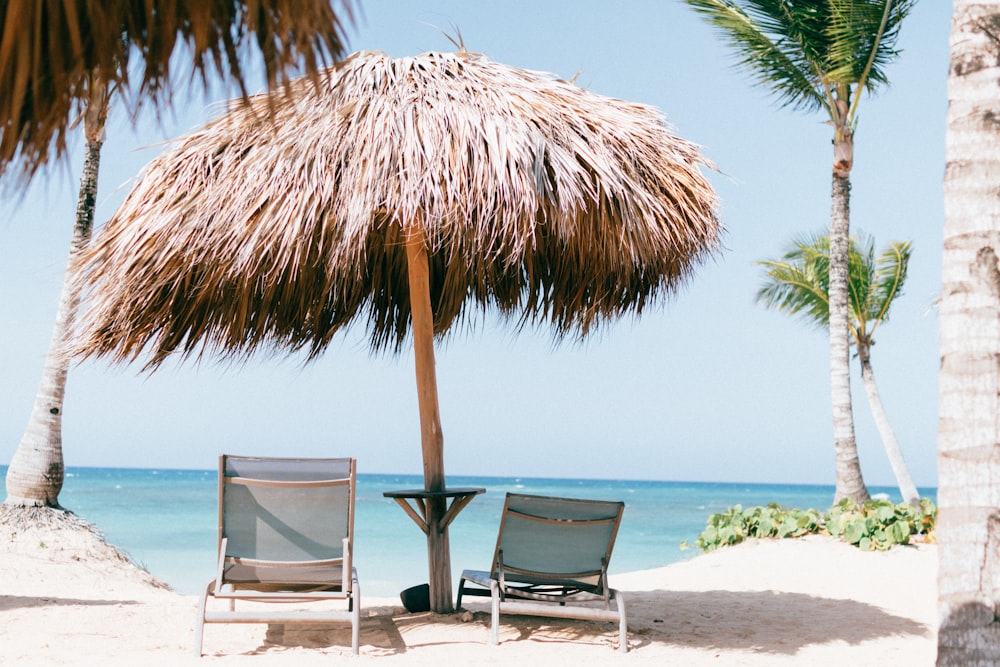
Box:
(0, 515, 936, 665)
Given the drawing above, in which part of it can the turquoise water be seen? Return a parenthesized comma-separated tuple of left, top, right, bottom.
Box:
(0, 466, 933, 598)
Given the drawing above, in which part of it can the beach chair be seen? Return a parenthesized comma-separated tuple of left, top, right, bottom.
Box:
(457, 492, 628, 653)
(194, 455, 360, 656)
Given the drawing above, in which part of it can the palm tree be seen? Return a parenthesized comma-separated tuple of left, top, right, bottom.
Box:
(2, 1, 354, 510)
(4, 71, 109, 507)
(938, 1, 1000, 663)
(686, 0, 916, 504)
(757, 232, 919, 505)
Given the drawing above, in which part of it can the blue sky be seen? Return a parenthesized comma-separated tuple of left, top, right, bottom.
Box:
(0, 1, 949, 488)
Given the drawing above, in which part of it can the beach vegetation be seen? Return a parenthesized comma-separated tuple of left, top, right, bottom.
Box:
(825, 497, 936, 551)
(757, 232, 920, 506)
(687, 497, 936, 552)
(686, 0, 917, 507)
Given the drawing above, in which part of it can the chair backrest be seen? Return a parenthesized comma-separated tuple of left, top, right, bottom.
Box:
(218, 455, 356, 584)
(492, 493, 625, 588)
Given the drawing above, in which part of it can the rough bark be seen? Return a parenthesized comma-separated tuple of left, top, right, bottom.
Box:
(856, 343, 920, 505)
(938, 1, 1000, 663)
(4, 75, 107, 508)
(829, 165, 870, 505)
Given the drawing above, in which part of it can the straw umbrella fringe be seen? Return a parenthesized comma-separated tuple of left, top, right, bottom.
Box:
(72, 50, 721, 614)
(73, 51, 719, 365)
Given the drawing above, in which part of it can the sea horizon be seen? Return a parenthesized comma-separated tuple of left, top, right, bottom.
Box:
(0, 461, 937, 487)
(0, 465, 936, 599)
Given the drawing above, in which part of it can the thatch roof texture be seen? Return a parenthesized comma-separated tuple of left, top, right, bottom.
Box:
(0, 0, 354, 183)
(73, 50, 721, 366)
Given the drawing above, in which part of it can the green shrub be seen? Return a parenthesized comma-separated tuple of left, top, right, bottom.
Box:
(745, 503, 823, 539)
(826, 497, 937, 551)
(685, 497, 936, 553)
(686, 503, 823, 552)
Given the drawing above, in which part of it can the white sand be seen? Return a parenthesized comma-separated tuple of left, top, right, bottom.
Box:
(0, 517, 937, 665)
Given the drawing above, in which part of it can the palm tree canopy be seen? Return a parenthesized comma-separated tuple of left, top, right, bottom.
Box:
(0, 0, 355, 185)
(684, 0, 916, 117)
(71, 50, 721, 368)
(756, 232, 911, 344)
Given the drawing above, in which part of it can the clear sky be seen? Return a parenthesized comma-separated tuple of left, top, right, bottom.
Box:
(0, 1, 949, 488)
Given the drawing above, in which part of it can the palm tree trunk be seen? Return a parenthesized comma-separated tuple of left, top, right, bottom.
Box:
(856, 343, 919, 505)
(829, 166, 869, 505)
(938, 2, 1000, 663)
(4, 75, 108, 508)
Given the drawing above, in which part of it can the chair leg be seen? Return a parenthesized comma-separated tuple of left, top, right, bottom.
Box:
(193, 582, 212, 656)
(456, 577, 466, 609)
(490, 580, 500, 646)
(351, 571, 361, 656)
(616, 590, 628, 654)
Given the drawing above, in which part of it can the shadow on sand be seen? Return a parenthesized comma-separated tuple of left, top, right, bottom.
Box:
(249, 588, 930, 656)
(0, 595, 142, 611)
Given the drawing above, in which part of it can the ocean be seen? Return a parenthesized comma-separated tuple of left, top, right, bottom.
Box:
(0, 466, 932, 598)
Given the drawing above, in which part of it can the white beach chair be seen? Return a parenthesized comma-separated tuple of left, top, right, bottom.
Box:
(194, 455, 360, 656)
(457, 492, 628, 653)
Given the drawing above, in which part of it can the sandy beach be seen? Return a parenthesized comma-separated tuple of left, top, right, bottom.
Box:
(0, 516, 936, 666)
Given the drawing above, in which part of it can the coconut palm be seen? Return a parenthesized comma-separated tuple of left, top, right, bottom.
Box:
(686, 0, 916, 504)
(0, 0, 354, 185)
(757, 232, 919, 505)
(4, 71, 109, 508)
(3, 1, 355, 510)
(938, 1, 1000, 663)
(70, 50, 721, 612)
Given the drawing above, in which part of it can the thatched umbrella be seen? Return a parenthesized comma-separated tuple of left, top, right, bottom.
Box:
(72, 50, 721, 613)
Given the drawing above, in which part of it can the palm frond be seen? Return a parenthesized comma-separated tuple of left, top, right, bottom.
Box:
(0, 0, 356, 186)
(688, 0, 917, 126)
(870, 239, 911, 329)
(846, 231, 875, 335)
(686, 0, 827, 112)
(750, 0, 831, 69)
(757, 230, 911, 347)
(826, 0, 917, 92)
(756, 232, 832, 327)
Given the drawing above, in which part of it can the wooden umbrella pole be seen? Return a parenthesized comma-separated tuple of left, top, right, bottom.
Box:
(405, 225, 454, 614)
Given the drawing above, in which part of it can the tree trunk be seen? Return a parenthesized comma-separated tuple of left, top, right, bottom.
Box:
(857, 343, 919, 505)
(938, 2, 1000, 663)
(829, 162, 869, 505)
(4, 75, 108, 508)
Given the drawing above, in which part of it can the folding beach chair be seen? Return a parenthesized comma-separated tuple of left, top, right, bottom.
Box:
(457, 492, 628, 653)
(195, 455, 360, 656)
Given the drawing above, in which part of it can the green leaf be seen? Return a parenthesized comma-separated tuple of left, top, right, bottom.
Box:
(890, 521, 911, 544)
(843, 519, 867, 544)
(875, 503, 896, 522)
(778, 516, 799, 537)
(871, 528, 890, 550)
